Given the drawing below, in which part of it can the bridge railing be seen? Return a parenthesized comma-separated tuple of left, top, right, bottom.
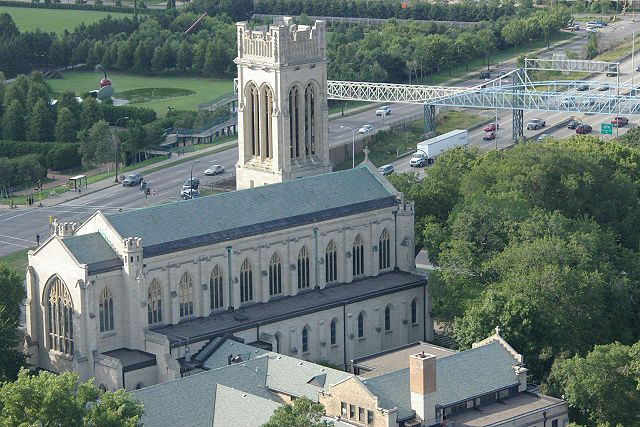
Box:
(197, 92, 236, 111)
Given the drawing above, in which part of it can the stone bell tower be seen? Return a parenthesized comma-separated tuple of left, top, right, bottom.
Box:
(235, 17, 332, 189)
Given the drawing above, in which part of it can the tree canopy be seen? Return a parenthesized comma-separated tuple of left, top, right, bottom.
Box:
(261, 396, 326, 427)
(0, 264, 26, 382)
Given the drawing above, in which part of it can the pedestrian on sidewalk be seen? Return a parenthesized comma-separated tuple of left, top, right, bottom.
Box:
(36, 234, 40, 247)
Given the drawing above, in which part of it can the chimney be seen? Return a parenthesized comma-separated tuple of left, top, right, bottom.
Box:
(409, 352, 437, 425)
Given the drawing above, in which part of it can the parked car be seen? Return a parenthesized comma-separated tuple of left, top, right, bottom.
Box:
(595, 20, 607, 27)
(378, 164, 394, 176)
(375, 106, 391, 116)
(576, 84, 589, 91)
(358, 124, 373, 134)
(527, 118, 546, 130)
(122, 173, 144, 187)
(479, 71, 491, 79)
(183, 178, 200, 189)
(484, 123, 499, 132)
(636, 65, 640, 72)
(575, 124, 592, 134)
(567, 120, 580, 129)
(537, 134, 552, 141)
(611, 116, 629, 127)
(205, 165, 225, 176)
(181, 188, 201, 200)
(483, 131, 496, 140)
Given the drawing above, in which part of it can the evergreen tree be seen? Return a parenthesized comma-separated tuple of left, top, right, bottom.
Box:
(2, 99, 26, 141)
(79, 97, 102, 130)
(27, 99, 54, 142)
(58, 90, 81, 117)
(0, 264, 26, 381)
(26, 82, 50, 113)
(176, 41, 192, 71)
(54, 107, 77, 142)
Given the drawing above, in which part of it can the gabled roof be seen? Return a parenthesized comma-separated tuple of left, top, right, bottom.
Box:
(105, 164, 398, 257)
(363, 341, 521, 418)
(60, 233, 122, 274)
(133, 357, 281, 427)
(212, 384, 281, 427)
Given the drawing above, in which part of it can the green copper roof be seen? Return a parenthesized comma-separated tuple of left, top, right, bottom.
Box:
(106, 165, 397, 257)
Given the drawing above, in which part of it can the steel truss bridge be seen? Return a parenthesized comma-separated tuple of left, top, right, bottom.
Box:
(326, 58, 640, 140)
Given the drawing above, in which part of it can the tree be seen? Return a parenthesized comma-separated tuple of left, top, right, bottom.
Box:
(0, 369, 144, 426)
(546, 342, 640, 426)
(79, 97, 102, 130)
(261, 396, 326, 427)
(0, 264, 26, 382)
(2, 99, 26, 141)
(55, 107, 78, 142)
(27, 99, 54, 142)
(78, 120, 113, 168)
(0, 13, 19, 39)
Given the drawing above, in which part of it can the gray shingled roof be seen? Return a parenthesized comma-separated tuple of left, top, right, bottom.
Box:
(61, 233, 122, 274)
(212, 384, 281, 427)
(133, 357, 281, 427)
(364, 342, 520, 419)
(106, 165, 397, 257)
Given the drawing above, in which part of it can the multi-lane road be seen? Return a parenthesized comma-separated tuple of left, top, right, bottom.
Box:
(2, 18, 639, 257)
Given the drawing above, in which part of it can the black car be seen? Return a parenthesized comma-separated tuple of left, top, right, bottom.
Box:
(479, 71, 491, 79)
(567, 120, 580, 129)
(576, 85, 589, 91)
(183, 178, 200, 190)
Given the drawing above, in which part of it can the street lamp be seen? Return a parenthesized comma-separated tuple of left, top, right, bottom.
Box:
(113, 116, 129, 183)
(190, 160, 200, 199)
(340, 125, 356, 169)
(632, 29, 637, 89)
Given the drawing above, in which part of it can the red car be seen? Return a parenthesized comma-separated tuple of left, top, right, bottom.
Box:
(611, 116, 629, 127)
(484, 123, 499, 132)
(575, 124, 592, 134)
(483, 131, 496, 140)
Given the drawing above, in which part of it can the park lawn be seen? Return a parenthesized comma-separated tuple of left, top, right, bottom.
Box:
(0, 6, 130, 33)
(48, 71, 234, 115)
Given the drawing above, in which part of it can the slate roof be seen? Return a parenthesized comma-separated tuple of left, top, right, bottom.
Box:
(61, 233, 122, 274)
(133, 357, 281, 427)
(154, 271, 426, 346)
(363, 342, 520, 420)
(212, 384, 281, 427)
(105, 165, 397, 257)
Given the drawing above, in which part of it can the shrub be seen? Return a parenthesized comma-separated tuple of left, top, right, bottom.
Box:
(47, 144, 81, 171)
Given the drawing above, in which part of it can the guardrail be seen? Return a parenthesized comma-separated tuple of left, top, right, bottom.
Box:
(197, 92, 236, 111)
(329, 113, 423, 148)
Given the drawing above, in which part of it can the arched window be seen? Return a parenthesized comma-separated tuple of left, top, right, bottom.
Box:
(330, 318, 338, 346)
(357, 311, 365, 339)
(99, 287, 114, 333)
(302, 325, 310, 354)
(411, 298, 418, 324)
(247, 83, 260, 157)
(269, 252, 282, 296)
(261, 85, 273, 159)
(352, 234, 365, 277)
(304, 84, 316, 155)
(325, 240, 337, 284)
(289, 86, 301, 158)
(384, 305, 392, 331)
(240, 258, 253, 303)
(179, 272, 194, 319)
(379, 228, 391, 270)
(210, 266, 224, 311)
(147, 279, 162, 325)
(274, 332, 282, 353)
(47, 277, 74, 355)
(297, 246, 310, 289)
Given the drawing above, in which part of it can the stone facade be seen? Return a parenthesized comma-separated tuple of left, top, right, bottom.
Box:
(235, 17, 332, 189)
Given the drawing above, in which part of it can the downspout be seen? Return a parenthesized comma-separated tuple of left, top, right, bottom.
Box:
(256, 323, 260, 342)
(342, 302, 348, 371)
(393, 209, 398, 268)
(313, 227, 319, 289)
(226, 246, 234, 311)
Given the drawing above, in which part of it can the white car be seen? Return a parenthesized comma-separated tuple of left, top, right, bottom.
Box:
(375, 106, 391, 116)
(527, 118, 546, 130)
(205, 165, 225, 176)
(359, 124, 374, 134)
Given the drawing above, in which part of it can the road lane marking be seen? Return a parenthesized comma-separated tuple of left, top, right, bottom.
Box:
(0, 234, 36, 243)
(0, 239, 31, 248)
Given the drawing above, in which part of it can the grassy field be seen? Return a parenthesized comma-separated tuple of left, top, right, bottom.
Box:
(48, 71, 234, 114)
(0, 249, 30, 274)
(0, 6, 130, 33)
(436, 110, 488, 135)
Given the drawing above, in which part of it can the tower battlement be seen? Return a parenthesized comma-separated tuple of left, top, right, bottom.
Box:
(236, 17, 326, 66)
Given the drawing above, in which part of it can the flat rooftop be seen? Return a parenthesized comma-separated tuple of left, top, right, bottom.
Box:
(353, 341, 457, 378)
(447, 392, 566, 426)
(154, 270, 426, 347)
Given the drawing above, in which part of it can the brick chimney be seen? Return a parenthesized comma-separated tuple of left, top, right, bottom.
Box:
(409, 352, 437, 425)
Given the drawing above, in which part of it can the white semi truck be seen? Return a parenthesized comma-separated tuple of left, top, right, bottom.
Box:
(409, 129, 468, 167)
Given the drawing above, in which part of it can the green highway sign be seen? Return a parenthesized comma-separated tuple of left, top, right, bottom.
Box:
(601, 123, 613, 135)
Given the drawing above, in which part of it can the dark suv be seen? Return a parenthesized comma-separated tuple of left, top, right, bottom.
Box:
(479, 71, 491, 79)
(122, 173, 144, 187)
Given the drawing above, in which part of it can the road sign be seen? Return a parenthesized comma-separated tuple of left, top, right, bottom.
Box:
(601, 123, 613, 135)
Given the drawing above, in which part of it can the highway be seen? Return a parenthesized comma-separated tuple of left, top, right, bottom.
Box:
(1, 18, 638, 257)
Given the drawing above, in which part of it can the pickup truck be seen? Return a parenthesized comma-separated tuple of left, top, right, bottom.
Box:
(611, 117, 629, 127)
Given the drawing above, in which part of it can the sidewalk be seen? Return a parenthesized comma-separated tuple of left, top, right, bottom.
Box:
(1, 139, 238, 210)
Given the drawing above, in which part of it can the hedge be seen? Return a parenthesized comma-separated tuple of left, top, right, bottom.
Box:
(47, 143, 81, 170)
(99, 104, 157, 125)
(0, 141, 81, 170)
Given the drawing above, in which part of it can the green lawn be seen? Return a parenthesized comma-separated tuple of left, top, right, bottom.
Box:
(48, 71, 234, 114)
(436, 110, 488, 135)
(0, 6, 130, 33)
(0, 249, 30, 274)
